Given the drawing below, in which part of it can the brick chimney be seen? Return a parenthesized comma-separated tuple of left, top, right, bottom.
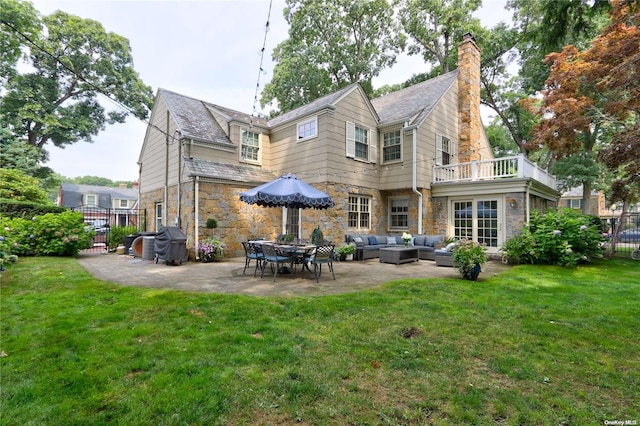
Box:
(457, 32, 482, 163)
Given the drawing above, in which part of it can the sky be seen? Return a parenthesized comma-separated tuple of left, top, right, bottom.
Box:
(28, 0, 511, 182)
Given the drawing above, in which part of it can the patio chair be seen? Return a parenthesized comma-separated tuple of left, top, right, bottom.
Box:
(260, 243, 291, 282)
(309, 244, 335, 283)
(242, 241, 264, 277)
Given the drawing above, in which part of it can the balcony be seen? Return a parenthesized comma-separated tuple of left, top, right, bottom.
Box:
(433, 154, 556, 189)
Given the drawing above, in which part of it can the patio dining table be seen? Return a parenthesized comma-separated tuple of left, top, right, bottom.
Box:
(250, 241, 316, 275)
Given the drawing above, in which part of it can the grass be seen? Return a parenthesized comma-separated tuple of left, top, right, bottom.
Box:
(1, 257, 639, 425)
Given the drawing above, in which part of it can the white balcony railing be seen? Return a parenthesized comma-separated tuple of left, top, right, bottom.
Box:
(433, 154, 557, 189)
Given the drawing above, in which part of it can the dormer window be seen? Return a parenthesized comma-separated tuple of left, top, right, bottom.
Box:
(241, 130, 260, 162)
(86, 194, 97, 206)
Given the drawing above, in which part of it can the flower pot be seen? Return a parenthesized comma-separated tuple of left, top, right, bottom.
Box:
(346, 253, 353, 261)
(463, 264, 482, 281)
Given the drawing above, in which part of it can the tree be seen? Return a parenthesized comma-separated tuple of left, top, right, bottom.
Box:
(531, 0, 640, 213)
(0, 168, 51, 205)
(395, 0, 483, 74)
(0, 0, 40, 85)
(0, 6, 154, 152)
(261, 0, 403, 113)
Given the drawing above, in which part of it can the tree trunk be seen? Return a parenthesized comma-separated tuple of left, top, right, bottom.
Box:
(582, 181, 592, 215)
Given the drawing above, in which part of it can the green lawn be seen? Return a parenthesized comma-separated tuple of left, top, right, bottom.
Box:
(1, 257, 638, 425)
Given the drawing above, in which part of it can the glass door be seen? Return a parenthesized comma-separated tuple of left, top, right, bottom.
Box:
(451, 199, 500, 248)
(476, 200, 498, 248)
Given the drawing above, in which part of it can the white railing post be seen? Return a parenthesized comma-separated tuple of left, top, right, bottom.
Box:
(517, 153, 525, 178)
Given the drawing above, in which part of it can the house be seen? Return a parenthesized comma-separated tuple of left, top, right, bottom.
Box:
(137, 33, 559, 258)
(58, 183, 139, 228)
(558, 186, 603, 216)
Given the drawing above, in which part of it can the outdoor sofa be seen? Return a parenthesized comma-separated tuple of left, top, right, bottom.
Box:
(344, 234, 445, 261)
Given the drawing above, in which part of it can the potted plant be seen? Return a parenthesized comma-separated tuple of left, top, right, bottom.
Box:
(335, 243, 356, 261)
(205, 218, 218, 236)
(198, 236, 226, 262)
(452, 239, 488, 281)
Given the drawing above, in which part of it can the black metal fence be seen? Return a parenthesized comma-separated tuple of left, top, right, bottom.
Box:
(70, 205, 147, 252)
(604, 212, 640, 259)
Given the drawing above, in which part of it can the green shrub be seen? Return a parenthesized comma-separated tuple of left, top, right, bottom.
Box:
(0, 211, 93, 257)
(108, 225, 138, 248)
(0, 198, 65, 218)
(502, 208, 605, 266)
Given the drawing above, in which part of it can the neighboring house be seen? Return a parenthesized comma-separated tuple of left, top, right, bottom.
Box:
(558, 186, 602, 216)
(137, 33, 559, 258)
(58, 183, 139, 228)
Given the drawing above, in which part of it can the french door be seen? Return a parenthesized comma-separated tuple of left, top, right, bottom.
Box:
(452, 199, 500, 248)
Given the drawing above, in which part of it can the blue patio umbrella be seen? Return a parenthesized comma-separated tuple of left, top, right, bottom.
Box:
(239, 173, 335, 209)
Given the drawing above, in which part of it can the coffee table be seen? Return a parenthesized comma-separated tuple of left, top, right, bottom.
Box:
(379, 246, 419, 264)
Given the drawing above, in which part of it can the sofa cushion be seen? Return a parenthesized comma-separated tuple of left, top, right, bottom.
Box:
(413, 236, 426, 246)
(425, 235, 443, 247)
(375, 235, 388, 245)
(386, 236, 398, 245)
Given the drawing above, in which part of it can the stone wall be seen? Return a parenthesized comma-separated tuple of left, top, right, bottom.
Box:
(457, 33, 483, 163)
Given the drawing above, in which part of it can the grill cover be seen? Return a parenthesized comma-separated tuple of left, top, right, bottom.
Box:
(154, 226, 188, 265)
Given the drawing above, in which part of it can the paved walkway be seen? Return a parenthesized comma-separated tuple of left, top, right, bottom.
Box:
(77, 252, 511, 297)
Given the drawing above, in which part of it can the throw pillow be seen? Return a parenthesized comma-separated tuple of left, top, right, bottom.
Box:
(386, 236, 397, 245)
(425, 235, 442, 247)
(368, 236, 378, 245)
(353, 236, 363, 243)
(445, 242, 457, 252)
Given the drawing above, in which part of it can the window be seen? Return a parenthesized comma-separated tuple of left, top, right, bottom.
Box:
(355, 126, 368, 160)
(348, 195, 371, 230)
(389, 197, 409, 229)
(383, 130, 401, 162)
(119, 199, 129, 208)
(241, 130, 260, 162)
(297, 117, 317, 140)
(86, 194, 97, 206)
(436, 135, 453, 166)
(155, 202, 163, 231)
(284, 207, 300, 240)
(346, 122, 376, 162)
(567, 199, 582, 209)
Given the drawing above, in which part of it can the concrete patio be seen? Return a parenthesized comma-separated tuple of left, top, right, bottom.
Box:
(77, 252, 511, 297)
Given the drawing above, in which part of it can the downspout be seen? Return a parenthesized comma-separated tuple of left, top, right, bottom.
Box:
(194, 176, 200, 260)
(526, 180, 532, 223)
(165, 111, 169, 227)
(411, 125, 423, 234)
(175, 131, 182, 228)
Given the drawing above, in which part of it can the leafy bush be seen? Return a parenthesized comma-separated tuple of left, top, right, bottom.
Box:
(502, 209, 605, 266)
(0, 210, 93, 257)
(108, 225, 138, 249)
(0, 233, 19, 271)
(0, 198, 65, 218)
